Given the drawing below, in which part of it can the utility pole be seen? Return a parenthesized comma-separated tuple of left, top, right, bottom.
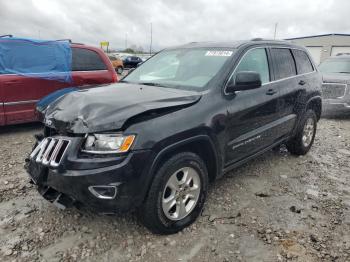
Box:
(150, 22, 153, 55)
(274, 23, 278, 40)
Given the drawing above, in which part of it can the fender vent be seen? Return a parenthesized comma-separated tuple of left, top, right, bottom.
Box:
(30, 137, 70, 167)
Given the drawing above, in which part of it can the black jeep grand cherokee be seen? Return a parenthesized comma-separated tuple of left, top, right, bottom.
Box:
(26, 40, 322, 234)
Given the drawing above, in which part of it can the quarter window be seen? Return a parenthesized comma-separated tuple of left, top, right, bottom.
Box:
(233, 48, 270, 84)
(72, 48, 107, 71)
(271, 48, 296, 80)
(292, 49, 314, 74)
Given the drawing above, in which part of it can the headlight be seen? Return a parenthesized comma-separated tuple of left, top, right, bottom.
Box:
(82, 133, 135, 154)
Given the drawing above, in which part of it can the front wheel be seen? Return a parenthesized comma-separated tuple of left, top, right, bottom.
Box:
(286, 109, 317, 155)
(139, 152, 208, 234)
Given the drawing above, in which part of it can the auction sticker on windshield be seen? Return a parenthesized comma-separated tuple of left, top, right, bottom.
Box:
(205, 51, 233, 56)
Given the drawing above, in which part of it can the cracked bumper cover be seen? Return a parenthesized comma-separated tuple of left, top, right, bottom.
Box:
(26, 148, 155, 213)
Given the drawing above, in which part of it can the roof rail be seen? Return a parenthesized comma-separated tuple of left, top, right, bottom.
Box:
(0, 35, 13, 38)
(251, 38, 288, 42)
(55, 39, 84, 45)
(56, 39, 72, 43)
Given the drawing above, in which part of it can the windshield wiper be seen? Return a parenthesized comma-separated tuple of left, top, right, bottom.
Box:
(338, 72, 350, 74)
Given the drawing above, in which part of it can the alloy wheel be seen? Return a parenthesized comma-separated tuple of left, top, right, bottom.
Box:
(302, 117, 315, 147)
(162, 167, 201, 221)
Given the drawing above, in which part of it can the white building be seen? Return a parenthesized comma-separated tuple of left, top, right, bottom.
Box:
(286, 33, 350, 65)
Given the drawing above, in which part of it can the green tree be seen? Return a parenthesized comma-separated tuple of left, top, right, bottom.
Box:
(123, 48, 135, 53)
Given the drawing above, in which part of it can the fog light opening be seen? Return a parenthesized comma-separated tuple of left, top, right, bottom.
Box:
(88, 185, 117, 199)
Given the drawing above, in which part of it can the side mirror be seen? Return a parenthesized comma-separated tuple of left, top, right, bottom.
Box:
(226, 71, 262, 93)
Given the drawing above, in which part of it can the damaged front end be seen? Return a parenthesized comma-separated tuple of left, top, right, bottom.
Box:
(25, 83, 201, 213)
(43, 83, 201, 134)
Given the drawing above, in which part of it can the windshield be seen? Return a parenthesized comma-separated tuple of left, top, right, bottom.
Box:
(122, 48, 235, 90)
(319, 59, 350, 74)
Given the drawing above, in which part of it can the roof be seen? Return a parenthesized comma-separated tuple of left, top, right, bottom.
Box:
(168, 39, 299, 50)
(286, 33, 350, 40)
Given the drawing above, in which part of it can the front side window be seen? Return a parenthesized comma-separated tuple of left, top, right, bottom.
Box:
(271, 48, 296, 80)
(319, 59, 350, 74)
(72, 48, 107, 71)
(123, 48, 234, 90)
(232, 48, 270, 84)
(292, 49, 314, 74)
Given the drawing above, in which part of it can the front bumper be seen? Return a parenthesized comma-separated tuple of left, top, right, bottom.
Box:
(26, 136, 155, 213)
(322, 98, 350, 115)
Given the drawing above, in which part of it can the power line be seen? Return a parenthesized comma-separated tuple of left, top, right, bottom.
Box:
(150, 23, 153, 55)
(274, 23, 278, 40)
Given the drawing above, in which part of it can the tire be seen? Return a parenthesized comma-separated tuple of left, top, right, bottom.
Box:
(116, 66, 123, 74)
(286, 109, 317, 155)
(138, 152, 208, 234)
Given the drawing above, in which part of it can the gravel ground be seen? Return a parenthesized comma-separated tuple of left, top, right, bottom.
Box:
(0, 118, 349, 262)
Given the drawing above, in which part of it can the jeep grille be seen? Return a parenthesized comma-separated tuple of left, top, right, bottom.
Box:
(30, 137, 70, 167)
(321, 83, 347, 99)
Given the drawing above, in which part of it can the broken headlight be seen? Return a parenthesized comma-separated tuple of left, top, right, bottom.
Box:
(82, 134, 135, 154)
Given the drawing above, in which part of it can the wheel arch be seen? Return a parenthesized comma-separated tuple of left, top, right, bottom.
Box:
(292, 95, 322, 137)
(149, 135, 220, 185)
(306, 96, 322, 120)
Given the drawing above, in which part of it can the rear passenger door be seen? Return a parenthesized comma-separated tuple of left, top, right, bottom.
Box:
(2, 74, 67, 125)
(71, 47, 113, 86)
(269, 48, 299, 137)
(291, 48, 315, 94)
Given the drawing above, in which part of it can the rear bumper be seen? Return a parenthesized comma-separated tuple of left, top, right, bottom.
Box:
(26, 149, 156, 213)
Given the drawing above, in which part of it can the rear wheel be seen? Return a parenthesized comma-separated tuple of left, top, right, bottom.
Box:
(139, 152, 208, 234)
(286, 110, 317, 155)
(116, 66, 123, 74)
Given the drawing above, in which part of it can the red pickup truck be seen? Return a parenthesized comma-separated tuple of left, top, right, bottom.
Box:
(0, 43, 117, 126)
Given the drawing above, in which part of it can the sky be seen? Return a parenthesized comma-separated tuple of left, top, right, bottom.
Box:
(1, 0, 350, 51)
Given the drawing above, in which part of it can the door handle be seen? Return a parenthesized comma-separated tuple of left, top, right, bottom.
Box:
(266, 89, 277, 95)
(299, 80, 306, 86)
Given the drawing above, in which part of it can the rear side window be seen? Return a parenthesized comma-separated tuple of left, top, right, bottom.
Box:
(292, 49, 314, 74)
(233, 48, 270, 84)
(72, 48, 107, 71)
(271, 48, 296, 80)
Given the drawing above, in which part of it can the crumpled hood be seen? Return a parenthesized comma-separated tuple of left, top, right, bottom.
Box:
(44, 83, 201, 133)
(322, 73, 350, 84)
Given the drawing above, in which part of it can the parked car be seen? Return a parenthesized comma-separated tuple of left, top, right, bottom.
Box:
(0, 39, 117, 126)
(108, 55, 124, 74)
(122, 56, 143, 69)
(318, 55, 350, 115)
(26, 39, 322, 234)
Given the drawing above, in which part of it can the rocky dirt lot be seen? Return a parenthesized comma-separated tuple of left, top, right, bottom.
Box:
(0, 118, 349, 262)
